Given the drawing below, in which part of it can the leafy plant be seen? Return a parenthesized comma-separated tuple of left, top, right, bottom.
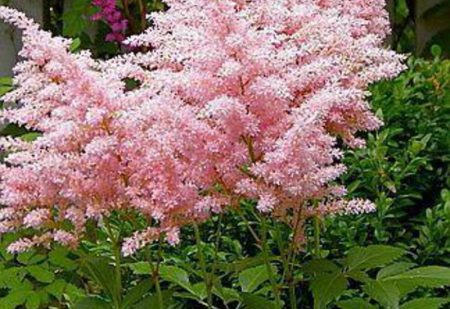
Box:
(323, 55, 450, 257)
(0, 234, 84, 309)
(307, 245, 450, 309)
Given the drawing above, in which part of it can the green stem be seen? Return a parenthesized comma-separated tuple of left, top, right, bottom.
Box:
(260, 216, 282, 309)
(148, 241, 164, 309)
(113, 245, 123, 309)
(136, 0, 147, 31)
(274, 223, 288, 278)
(154, 275, 163, 309)
(193, 223, 214, 308)
(155, 240, 164, 309)
(277, 221, 297, 309)
(237, 209, 260, 243)
(314, 216, 321, 258)
(211, 214, 223, 280)
(105, 219, 123, 309)
(275, 223, 297, 309)
(289, 283, 297, 309)
(282, 208, 303, 309)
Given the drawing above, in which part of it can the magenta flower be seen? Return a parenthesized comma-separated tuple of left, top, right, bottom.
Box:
(91, 0, 127, 42)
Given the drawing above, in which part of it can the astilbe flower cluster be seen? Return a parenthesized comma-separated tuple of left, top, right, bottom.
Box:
(91, 0, 128, 42)
(0, 0, 405, 256)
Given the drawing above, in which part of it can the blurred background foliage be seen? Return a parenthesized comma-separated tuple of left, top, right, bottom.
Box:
(34, 0, 450, 59)
(388, 0, 450, 57)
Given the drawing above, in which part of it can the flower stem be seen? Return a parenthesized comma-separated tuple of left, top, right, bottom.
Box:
(211, 214, 222, 282)
(148, 240, 164, 309)
(260, 216, 282, 309)
(314, 216, 321, 258)
(104, 219, 123, 309)
(154, 275, 163, 309)
(193, 223, 214, 308)
(282, 208, 304, 309)
(289, 283, 297, 309)
(237, 210, 260, 243)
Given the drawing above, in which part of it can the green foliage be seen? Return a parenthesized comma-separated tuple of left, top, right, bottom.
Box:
(0, 235, 84, 309)
(241, 293, 276, 309)
(310, 272, 347, 308)
(323, 55, 450, 261)
(0, 77, 12, 97)
(345, 245, 405, 271)
(79, 257, 121, 304)
(0, 2, 449, 308)
(415, 0, 450, 57)
(308, 245, 450, 309)
(401, 298, 450, 309)
(238, 264, 272, 293)
(63, 0, 93, 37)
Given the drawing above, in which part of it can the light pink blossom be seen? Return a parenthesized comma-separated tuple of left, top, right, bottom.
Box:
(0, 0, 405, 255)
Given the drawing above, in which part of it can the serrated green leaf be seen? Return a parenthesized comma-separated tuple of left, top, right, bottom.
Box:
(127, 262, 152, 275)
(131, 290, 174, 309)
(0, 246, 14, 262)
(0, 267, 27, 288)
(0, 290, 31, 309)
(239, 264, 274, 293)
(212, 286, 241, 304)
(190, 282, 207, 300)
(347, 180, 361, 193)
(45, 279, 67, 300)
(377, 262, 416, 280)
(48, 249, 77, 271)
(159, 265, 190, 285)
(159, 265, 193, 293)
(17, 251, 37, 265)
(303, 259, 340, 275)
(122, 278, 153, 309)
(241, 293, 276, 309)
(63, 0, 92, 37)
(345, 245, 405, 271)
(26, 265, 55, 283)
(173, 291, 201, 301)
(347, 270, 371, 283)
(382, 266, 450, 288)
(75, 296, 112, 309)
(311, 272, 348, 309)
(401, 298, 450, 309)
(363, 281, 399, 309)
(25, 291, 41, 309)
(336, 298, 377, 309)
(36, 289, 50, 305)
(63, 283, 85, 303)
(79, 257, 119, 303)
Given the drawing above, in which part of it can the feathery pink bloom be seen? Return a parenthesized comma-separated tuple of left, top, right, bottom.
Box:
(0, 0, 405, 254)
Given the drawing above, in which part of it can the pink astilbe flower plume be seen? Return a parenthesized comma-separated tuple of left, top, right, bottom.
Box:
(0, 0, 405, 255)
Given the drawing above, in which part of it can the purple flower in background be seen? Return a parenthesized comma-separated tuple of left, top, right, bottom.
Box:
(91, 0, 127, 42)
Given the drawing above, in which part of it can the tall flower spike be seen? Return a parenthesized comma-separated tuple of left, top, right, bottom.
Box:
(0, 0, 405, 255)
